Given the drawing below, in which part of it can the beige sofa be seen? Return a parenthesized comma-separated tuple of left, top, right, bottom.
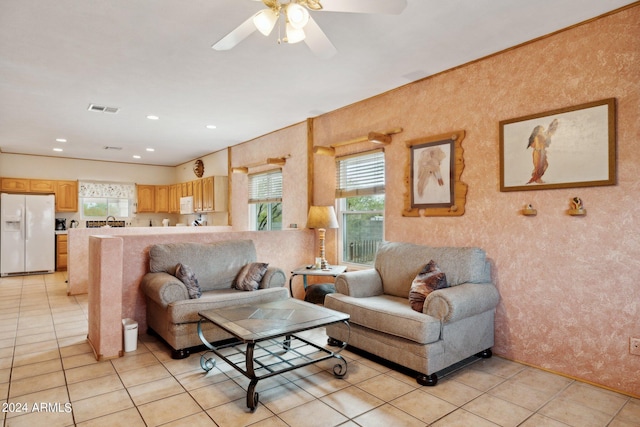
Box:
(325, 241, 500, 385)
(141, 239, 289, 358)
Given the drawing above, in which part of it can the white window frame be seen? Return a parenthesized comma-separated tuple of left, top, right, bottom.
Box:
(248, 170, 283, 231)
(78, 181, 135, 219)
(335, 150, 385, 267)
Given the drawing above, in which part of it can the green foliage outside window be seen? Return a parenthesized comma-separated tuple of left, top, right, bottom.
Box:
(256, 202, 282, 231)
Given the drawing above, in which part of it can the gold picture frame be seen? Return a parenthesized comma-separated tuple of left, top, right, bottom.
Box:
(403, 130, 467, 217)
(500, 98, 616, 192)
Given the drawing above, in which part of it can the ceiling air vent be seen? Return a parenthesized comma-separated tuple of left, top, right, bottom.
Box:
(88, 104, 119, 114)
(103, 146, 123, 151)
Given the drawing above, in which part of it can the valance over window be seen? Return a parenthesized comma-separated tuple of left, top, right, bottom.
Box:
(78, 181, 136, 199)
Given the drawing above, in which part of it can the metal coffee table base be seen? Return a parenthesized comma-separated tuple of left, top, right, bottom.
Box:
(197, 320, 349, 411)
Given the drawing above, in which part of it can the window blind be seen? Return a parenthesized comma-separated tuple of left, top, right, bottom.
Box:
(248, 170, 283, 203)
(336, 150, 385, 198)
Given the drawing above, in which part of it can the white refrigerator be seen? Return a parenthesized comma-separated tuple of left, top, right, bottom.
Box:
(1, 193, 55, 276)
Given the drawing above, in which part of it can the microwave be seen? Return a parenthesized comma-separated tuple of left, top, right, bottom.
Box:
(179, 196, 194, 214)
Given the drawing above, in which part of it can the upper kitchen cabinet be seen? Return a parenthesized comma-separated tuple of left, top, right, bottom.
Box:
(202, 176, 228, 212)
(192, 176, 228, 213)
(55, 181, 78, 212)
(155, 185, 169, 213)
(181, 181, 193, 197)
(192, 179, 203, 212)
(168, 184, 179, 213)
(1, 178, 77, 211)
(30, 179, 56, 193)
(136, 184, 155, 213)
(1, 177, 29, 192)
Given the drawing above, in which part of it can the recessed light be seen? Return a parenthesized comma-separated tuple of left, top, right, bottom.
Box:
(146, 115, 159, 120)
(53, 148, 63, 152)
(133, 155, 141, 159)
(55, 138, 67, 143)
(206, 125, 217, 129)
(146, 148, 155, 152)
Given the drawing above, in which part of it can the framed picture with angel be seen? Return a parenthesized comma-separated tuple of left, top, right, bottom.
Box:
(500, 98, 616, 192)
(402, 130, 467, 217)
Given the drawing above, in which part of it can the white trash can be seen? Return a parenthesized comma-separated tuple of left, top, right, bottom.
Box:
(122, 318, 138, 352)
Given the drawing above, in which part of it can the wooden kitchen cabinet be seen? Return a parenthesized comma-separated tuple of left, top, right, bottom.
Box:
(202, 176, 228, 212)
(168, 184, 179, 213)
(30, 179, 56, 193)
(56, 234, 68, 271)
(136, 184, 155, 213)
(155, 185, 169, 213)
(1, 178, 29, 192)
(55, 180, 78, 212)
(181, 181, 193, 197)
(193, 179, 203, 212)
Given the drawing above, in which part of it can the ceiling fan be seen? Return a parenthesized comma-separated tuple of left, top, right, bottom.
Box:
(212, 0, 408, 59)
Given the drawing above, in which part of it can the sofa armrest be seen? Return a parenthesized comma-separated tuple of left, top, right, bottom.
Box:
(424, 282, 500, 322)
(141, 272, 189, 308)
(334, 269, 383, 298)
(259, 267, 287, 289)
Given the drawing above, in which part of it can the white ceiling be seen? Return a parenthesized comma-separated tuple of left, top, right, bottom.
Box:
(0, 0, 634, 166)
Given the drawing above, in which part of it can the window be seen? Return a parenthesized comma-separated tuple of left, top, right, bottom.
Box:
(79, 181, 135, 218)
(248, 170, 282, 231)
(336, 150, 385, 265)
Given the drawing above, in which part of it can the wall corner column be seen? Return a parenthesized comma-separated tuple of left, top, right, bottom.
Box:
(87, 235, 124, 361)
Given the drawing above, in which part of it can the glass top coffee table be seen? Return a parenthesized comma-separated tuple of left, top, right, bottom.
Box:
(197, 298, 350, 411)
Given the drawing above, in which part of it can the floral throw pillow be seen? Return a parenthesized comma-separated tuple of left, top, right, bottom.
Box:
(234, 262, 269, 291)
(175, 263, 202, 299)
(409, 260, 448, 312)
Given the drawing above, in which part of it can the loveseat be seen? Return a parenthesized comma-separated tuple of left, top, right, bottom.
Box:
(324, 241, 500, 386)
(141, 239, 289, 358)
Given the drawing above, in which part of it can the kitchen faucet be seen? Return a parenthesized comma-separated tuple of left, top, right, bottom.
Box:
(106, 216, 116, 226)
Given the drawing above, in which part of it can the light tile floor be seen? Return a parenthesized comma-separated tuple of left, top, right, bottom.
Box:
(1, 273, 638, 427)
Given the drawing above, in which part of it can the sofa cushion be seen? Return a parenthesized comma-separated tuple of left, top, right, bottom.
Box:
(375, 242, 490, 298)
(409, 260, 448, 312)
(324, 294, 441, 345)
(234, 262, 268, 291)
(175, 263, 201, 299)
(167, 287, 290, 323)
(148, 240, 257, 292)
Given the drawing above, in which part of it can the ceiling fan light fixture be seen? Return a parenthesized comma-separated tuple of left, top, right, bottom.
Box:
(253, 8, 278, 36)
(286, 3, 309, 29)
(285, 22, 306, 43)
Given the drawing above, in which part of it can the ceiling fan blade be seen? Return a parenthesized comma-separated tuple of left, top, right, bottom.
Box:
(319, 0, 407, 14)
(212, 14, 259, 51)
(303, 16, 337, 59)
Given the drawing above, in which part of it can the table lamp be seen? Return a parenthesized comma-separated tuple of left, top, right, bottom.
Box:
(306, 205, 339, 270)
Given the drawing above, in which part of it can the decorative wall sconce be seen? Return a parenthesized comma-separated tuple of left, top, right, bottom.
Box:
(567, 197, 586, 216)
(232, 155, 290, 174)
(521, 204, 537, 216)
(313, 127, 403, 156)
(193, 159, 205, 177)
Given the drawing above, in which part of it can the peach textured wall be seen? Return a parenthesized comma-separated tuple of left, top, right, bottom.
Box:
(310, 7, 639, 396)
(230, 123, 310, 231)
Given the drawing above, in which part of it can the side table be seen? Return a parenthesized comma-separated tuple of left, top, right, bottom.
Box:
(289, 265, 347, 303)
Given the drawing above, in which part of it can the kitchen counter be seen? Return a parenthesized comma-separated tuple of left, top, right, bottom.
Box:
(67, 225, 232, 295)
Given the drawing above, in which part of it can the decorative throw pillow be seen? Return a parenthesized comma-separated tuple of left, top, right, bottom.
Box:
(175, 263, 201, 299)
(409, 260, 448, 312)
(234, 262, 269, 291)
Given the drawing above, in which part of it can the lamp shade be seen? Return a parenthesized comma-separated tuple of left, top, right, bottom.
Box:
(306, 206, 339, 229)
(286, 3, 310, 29)
(285, 22, 305, 43)
(253, 9, 278, 36)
